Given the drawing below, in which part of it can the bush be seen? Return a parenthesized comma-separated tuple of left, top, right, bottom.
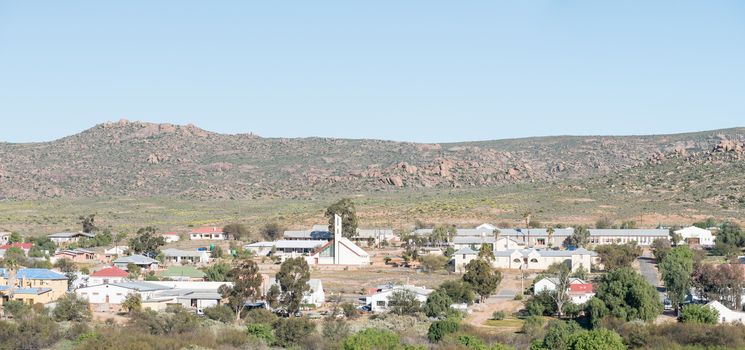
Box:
(3, 300, 31, 319)
(273, 317, 316, 347)
(244, 308, 278, 324)
(203, 305, 234, 323)
(678, 304, 719, 324)
(568, 328, 625, 350)
(492, 311, 506, 320)
(539, 320, 584, 350)
(513, 293, 523, 301)
(521, 316, 545, 339)
(343, 328, 401, 350)
(215, 327, 252, 347)
(53, 293, 91, 322)
(427, 318, 459, 342)
(246, 323, 275, 344)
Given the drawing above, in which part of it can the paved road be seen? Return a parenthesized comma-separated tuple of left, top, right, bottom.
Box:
(638, 250, 665, 294)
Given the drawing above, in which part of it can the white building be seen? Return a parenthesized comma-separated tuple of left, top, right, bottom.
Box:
(354, 229, 397, 245)
(162, 232, 181, 243)
(113, 254, 159, 271)
(161, 248, 211, 265)
(453, 247, 597, 273)
(103, 246, 129, 260)
(534, 277, 595, 305)
(674, 226, 714, 247)
(263, 278, 325, 307)
(588, 229, 669, 246)
(76, 281, 231, 311)
(48, 232, 96, 245)
(453, 236, 522, 251)
(189, 227, 225, 240)
(365, 284, 433, 313)
(706, 301, 745, 324)
(244, 241, 275, 256)
(88, 266, 130, 286)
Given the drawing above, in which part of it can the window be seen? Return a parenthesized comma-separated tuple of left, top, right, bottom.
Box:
(92, 292, 99, 295)
(513, 259, 521, 263)
(376, 301, 385, 307)
(530, 258, 538, 263)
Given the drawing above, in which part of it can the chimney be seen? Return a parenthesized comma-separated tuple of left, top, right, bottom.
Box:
(334, 214, 342, 265)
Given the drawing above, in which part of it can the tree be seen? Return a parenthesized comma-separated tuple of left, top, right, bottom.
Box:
(431, 225, 456, 245)
(54, 258, 78, 290)
(128, 226, 165, 257)
(567, 328, 625, 350)
(53, 294, 91, 321)
(477, 243, 495, 261)
(345, 328, 401, 349)
(692, 263, 745, 310)
(546, 226, 555, 248)
(660, 246, 694, 314)
(595, 243, 642, 270)
(325, 198, 358, 239)
(678, 304, 719, 324)
(8, 232, 22, 243)
(266, 284, 281, 308)
(462, 259, 501, 302)
(78, 214, 98, 233)
(651, 238, 672, 263)
(219, 259, 263, 321)
(568, 226, 590, 248)
(539, 320, 584, 350)
(419, 255, 448, 273)
(521, 315, 544, 339)
(388, 289, 421, 315)
(620, 221, 637, 229)
(424, 289, 453, 318)
(261, 222, 284, 241)
(246, 323, 276, 344)
(126, 263, 141, 279)
(571, 266, 588, 281)
(427, 318, 459, 342)
(584, 297, 608, 329)
(438, 280, 476, 305)
(595, 218, 612, 229)
(273, 317, 316, 347)
(547, 263, 571, 317)
(595, 267, 662, 322)
(3, 247, 27, 265)
(205, 262, 231, 282)
(122, 293, 142, 314)
(276, 257, 311, 315)
(222, 223, 249, 241)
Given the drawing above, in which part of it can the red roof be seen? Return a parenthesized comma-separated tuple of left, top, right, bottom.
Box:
(162, 232, 179, 236)
(0, 243, 33, 250)
(190, 227, 221, 234)
(91, 266, 129, 278)
(569, 284, 594, 293)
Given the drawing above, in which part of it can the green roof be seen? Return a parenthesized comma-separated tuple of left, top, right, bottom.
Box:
(157, 266, 207, 278)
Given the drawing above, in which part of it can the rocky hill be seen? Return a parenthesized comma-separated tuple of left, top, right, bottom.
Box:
(0, 120, 743, 200)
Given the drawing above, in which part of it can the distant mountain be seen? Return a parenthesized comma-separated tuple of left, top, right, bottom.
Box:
(0, 119, 743, 201)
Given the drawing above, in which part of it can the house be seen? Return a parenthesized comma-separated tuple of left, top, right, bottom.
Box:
(674, 226, 714, 247)
(244, 241, 275, 256)
(283, 225, 333, 241)
(353, 228, 397, 245)
(162, 232, 181, 243)
(76, 280, 232, 312)
(47, 232, 96, 246)
(103, 246, 129, 261)
(262, 277, 325, 307)
(157, 266, 207, 281)
(75, 281, 170, 311)
(452, 236, 522, 251)
(0, 286, 56, 305)
(453, 248, 597, 273)
(52, 248, 97, 263)
(365, 284, 433, 313)
(113, 254, 159, 271)
(0, 242, 33, 256)
(588, 229, 669, 246)
(161, 248, 211, 265)
(0, 232, 10, 244)
(495, 228, 576, 248)
(89, 266, 129, 285)
(189, 227, 225, 240)
(706, 300, 745, 323)
(534, 277, 595, 305)
(0, 268, 68, 304)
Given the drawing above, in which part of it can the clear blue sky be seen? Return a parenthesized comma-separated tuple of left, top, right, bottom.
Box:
(1, 1, 743, 143)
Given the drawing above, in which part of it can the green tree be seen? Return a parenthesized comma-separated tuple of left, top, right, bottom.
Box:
(78, 214, 98, 233)
(419, 254, 448, 273)
(266, 284, 281, 308)
(126, 263, 141, 279)
(595, 218, 612, 229)
(424, 289, 453, 318)
(431, 224, 456, 245)
(8, 232, 22, 243)
(463, 259, 501, 302)
(260, 222, 284, 241)
(595, 243, 642, 270)
(595, 267, 662, 322)
(568, 226, 590, 248)
(478, 243, 495, 261)
(53, 293, 91, 321)
(222, 223, 250, 241)
(344, 328, 401, 350)
(219, 259, 263, 321)
(584, 297, 608, 329)
(651, 238, 672, 263)
(273, 317, 316, 347)
(276, 257, 311, 315)
(660, 246, 694, 314)
(521, 315, 545, 339)
(53, 258, 78, 291)
(325, 198, 358, 239)
(246, 323, 276, 344)
(128, 226, 165, 256)
(438, 280, 476, 304)
(540, 320, 584, 350)
(567, 328, 625, 350)
(204, 262, 231, 282)
(427, 318, 459, 342)
(122, 293, 142, 314)
(678, 304, 719, 324)
(202, 305, 234, 323)
(388, 289, 421, 315)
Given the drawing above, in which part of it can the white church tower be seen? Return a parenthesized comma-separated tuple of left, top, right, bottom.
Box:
(334, 214, 342, 265)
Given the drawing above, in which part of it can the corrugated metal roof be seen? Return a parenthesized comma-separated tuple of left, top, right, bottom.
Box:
(0, 268, 67, 280)
(113, 254, 158, 264)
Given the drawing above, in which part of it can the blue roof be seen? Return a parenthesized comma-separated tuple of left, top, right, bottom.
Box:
(0, 268, 66, 280)
(14, 288, 52, 295)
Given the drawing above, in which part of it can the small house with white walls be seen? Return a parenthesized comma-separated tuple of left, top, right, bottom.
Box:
(534, 277, 595, 305)
(161, 232, 181, 243)
(113, 254, 159, 271)
(161, 248, 211, 265)
(674, 226, 714, 247)
(366, 284, 433, 313)
(453, 247, 596, 273)
(706, 300, 745, 324)
(189, 227, 225, 240)
(89, 266, 129, 286)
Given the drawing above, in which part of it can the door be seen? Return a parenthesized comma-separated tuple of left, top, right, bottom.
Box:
(105, 295, 109, 304)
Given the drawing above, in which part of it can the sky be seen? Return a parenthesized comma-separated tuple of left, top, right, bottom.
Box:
(0, 1, 744, 143)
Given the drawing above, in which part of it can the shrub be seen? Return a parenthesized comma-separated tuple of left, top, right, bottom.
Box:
(521, 316, 545, 339)
(513, 293, 523, 301)
(216, 328, 252, 347)
(492, 311, 506, 320)
(540, 320, 584, 350)
(2, 300, 31, 319)
(568, 328, 625, 350)
(678, 304, 719, 324)
(343, 328, 401, 350)
(244, 308, 278, 325)
(53, 293, 91, 322)
(246, 323, 275, 345)
(203, 305, 234, 323)
(427, 318, 459, 342)
(273, 317, 316, 347)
